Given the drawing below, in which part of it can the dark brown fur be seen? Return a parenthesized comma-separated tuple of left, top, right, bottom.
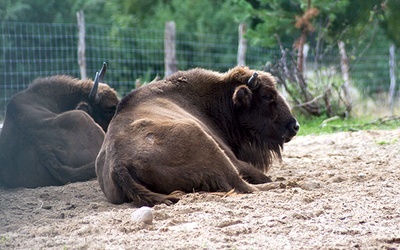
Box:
(96, 66, 299, 207)
(0, 75, 119, 188)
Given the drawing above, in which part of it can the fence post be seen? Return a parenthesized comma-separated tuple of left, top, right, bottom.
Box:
(338, 41, 352, 114)
(303, 43, 309, 78)
(77, 10, 87, 80)
(237, 23, 247, 66)
(388, 44, 396, 115)
(164, 21, 178, 77)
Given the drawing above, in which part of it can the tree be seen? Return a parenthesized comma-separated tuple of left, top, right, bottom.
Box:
(0, 0, 30, 21)
(244, 0, 348, 46)
(379, 0, 400, 47)
(240, 0, 390, 117)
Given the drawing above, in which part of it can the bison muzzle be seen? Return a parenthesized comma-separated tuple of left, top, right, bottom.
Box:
(96, 66, 299, 207)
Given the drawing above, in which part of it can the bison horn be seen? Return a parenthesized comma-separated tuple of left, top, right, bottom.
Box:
(89, 62, 107, 102)
(247, 72, 259, 90)
(98, 61, 107, 81)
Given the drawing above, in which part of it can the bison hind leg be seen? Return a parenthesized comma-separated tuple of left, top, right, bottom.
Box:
(112, 165, 182, 207)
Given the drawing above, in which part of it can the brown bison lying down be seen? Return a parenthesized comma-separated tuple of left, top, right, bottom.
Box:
(0, 63, 119, 188)
(96, 66, 299, 207)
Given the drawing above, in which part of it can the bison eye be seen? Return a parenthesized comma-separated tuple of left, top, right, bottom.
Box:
(262, 94, 274, 103)
(106, 106, 117, 114)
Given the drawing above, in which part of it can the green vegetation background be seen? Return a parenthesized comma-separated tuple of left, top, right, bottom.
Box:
(1, 0, 400, 132)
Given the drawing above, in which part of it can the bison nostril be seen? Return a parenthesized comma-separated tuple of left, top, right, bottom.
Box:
(293, 121, 300, 132)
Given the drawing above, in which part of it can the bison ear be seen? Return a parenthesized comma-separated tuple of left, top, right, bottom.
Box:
(76, 102, 93, 115)
(233, 85, 253, 108)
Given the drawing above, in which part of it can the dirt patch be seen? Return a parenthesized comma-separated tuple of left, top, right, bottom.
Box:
(1, 130, 399, 249)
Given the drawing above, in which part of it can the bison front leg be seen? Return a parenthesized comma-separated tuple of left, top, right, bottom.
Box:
(37, 110, 105, 185)
(235, 161, 273, 184)
(39, 151, 96, 185)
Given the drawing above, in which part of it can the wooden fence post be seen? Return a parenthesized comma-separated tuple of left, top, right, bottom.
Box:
(338, 41, 352, 114)
(77, 10, 87, 80)
(164, 21, 178, 77)
(388, 44, 396, 115)
(237, 23, 247, 66)
(303, 43, 309, 77)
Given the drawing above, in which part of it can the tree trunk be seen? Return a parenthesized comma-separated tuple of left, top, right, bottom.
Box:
(302, 43, 309, 77)
(164, 21, 178, 77)
(76, 11, 86, 80)
(237, 23, 247, 66)
(297, 32, 306, 74)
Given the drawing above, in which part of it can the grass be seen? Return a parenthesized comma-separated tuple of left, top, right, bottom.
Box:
(375, 138, 399, 145)
(296, 114, 400, 136)
(0, 236, 9, 245)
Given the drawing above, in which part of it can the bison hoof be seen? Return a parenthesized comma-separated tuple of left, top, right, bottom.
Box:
(164, 190, 185, 205)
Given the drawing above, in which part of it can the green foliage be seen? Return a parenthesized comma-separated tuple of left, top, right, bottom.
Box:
(295, 114, 328, 135)
(243, 0, 350, 47)
(0, 0, 30, 21)
(1, 0, 399, 111)
(0, 0, 393, 51)
(142, 0, 243, 33)
(0, 0, 71, 22)
(0, 0, 114, 24)
(83, 0, 260, 77)
(107, 0, 166, 27)
(350, 28, 392, 95)
(328, 0, 379, 43)
(238, 0, 398, 117)
(379, 0, 400, 47)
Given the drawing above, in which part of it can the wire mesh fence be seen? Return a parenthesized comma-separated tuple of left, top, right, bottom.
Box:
(0, 21, 398, 119)
(0, 21, 278, 119)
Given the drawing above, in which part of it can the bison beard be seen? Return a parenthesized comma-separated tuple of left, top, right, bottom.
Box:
(96, 66, 299, 207)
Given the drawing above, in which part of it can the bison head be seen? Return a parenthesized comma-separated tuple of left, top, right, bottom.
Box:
(230, 68, 299, 171)
(76, 63, 119, 132)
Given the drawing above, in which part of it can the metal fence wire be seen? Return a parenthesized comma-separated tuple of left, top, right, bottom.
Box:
(0, 21, 398, 119)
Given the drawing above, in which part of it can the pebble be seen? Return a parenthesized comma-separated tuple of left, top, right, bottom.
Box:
(131, 206, 153, 224)
(299, 180, 321, 190)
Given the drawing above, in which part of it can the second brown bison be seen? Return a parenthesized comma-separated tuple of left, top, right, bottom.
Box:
(96, 66, 299, 207)
(0, 63, 119, 188)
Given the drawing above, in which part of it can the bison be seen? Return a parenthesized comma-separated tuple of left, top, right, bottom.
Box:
(96, 66, 299, 207)
(0, 63, 119, 188)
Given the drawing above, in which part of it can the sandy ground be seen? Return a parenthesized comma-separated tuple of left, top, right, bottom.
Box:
(0, 129, 399, 250)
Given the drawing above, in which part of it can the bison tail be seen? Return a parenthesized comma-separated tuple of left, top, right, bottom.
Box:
(112, 165, 180, 207)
